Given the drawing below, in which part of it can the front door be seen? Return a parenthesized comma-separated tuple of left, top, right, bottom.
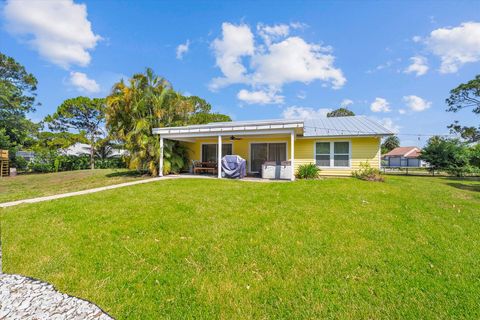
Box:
(250, 143, 287, 173)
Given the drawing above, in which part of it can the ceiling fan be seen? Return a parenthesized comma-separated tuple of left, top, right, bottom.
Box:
(229, 135, 242, 141)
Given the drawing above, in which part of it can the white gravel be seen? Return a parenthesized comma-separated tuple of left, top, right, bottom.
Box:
(0, 273, 113, 320)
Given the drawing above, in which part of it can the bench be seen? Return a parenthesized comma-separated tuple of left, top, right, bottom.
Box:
(192, 161, 217, 175)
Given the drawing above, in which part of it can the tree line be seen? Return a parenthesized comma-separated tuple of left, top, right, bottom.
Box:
(0, 52, 230, 175)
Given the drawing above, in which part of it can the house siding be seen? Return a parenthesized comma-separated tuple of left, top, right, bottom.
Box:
(184, 136, 381, 176)
(294, 137, 381, 176)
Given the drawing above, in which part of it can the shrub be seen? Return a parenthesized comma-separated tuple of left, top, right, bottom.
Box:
(420, 137, 470, 175)
(14, 156, 28, 171)
(95, 157, 125, 169)
(28, 150, 57, 173)
(27, 151, 126, 173)
(352, 162, 384, 182)
(296, 163, 321, 179)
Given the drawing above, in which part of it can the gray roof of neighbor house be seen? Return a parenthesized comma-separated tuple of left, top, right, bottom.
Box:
(152, 116, 393, 137)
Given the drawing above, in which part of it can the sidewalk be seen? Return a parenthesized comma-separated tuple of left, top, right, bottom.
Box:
(0, 177, 163, 208)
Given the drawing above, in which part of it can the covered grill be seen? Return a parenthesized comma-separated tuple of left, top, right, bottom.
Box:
(221, 155, 246, 179)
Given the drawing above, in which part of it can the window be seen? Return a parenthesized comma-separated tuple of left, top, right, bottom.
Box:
(334, 142, 349, 167)
(315, 141, 350, 167)
(315, 142, 330, 167)
(201, 144, 232, 162)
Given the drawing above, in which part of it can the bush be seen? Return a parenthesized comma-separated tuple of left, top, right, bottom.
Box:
(28, 150, 57, 173)
(352, 162, 384, 182)
(296, 163, 321, 179)
(27, 151, 126, 173)
(13, 156, 28, 171)
(420, 137, 470, 176)
(95, 157, 125, 169)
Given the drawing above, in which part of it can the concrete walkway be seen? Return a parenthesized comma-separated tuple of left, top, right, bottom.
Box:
(0, 174, 284, 208)
(0, 177, 163, 208)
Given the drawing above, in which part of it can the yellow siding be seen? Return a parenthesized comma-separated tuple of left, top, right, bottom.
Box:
(183, 136, 380, 176)
(295, 137, 381, 176)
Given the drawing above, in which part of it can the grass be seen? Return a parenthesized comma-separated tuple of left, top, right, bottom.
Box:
(0, 169, 148, 203)
(1, 176, 480, 319)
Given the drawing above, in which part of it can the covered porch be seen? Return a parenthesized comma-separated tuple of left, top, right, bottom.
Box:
(152, 119, 304, 181)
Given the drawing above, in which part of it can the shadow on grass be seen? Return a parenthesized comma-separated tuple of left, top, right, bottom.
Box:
(105, 170, 149, 178)
(445, 182, 480, 193)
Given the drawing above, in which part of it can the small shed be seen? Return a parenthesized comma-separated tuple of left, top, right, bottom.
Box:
(383, 146, 425, 167)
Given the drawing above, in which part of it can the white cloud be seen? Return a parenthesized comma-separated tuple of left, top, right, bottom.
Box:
(251, 36, 345, 89)
(404, 55, 429, 76)
(398, 109, 406, 115)
(403, 95, 431, 112)
(3, 0, 101, 68)
(237, 89, 284, 105)
(210, 22, 346, 102)
(282, 106, 331, 119)
(378, 118, 400, 133)
(210, 23, 255, 90)
(426, 22, 480, 73)
(412, 35, 422, 43)
(296, 90, 306, 99)
(69, 71, 100, 93)
(370, 97, 391, 113)
(340, 99, 353, 108)
(257, 23, 290, 45)
(176, 40, 190, 60)
(366, 60, 396, 74)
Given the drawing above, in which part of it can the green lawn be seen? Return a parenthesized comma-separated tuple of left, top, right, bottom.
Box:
(0, 169, 148, 203)
(1, 176, 480, 319)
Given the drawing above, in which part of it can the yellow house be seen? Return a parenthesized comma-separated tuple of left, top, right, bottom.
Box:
(153, 116, 393, 180)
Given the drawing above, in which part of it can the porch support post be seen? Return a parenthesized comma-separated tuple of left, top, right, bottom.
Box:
(159, 136, 164, 177)
(217, 135, 222, 178)
(290, 131, 295, 181)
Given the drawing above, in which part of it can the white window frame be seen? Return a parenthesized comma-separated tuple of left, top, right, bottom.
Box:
(314, 140, 352, 169)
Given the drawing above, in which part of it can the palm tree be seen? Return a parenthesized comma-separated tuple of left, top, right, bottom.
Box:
(106, 68, 187, 175)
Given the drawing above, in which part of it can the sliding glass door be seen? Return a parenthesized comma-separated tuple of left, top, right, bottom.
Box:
(250, 143, 287, 172)
(201, 144, 232, 162)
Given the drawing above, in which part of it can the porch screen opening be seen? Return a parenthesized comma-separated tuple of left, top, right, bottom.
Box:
(251, 143, 287, 172)
(202, 144, 232, 162)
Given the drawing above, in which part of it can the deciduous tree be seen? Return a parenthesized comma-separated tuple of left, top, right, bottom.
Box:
(420, 137, 471, 176)
(0, 52, 40, 162)
(327, 108, 355, 117)
(446, 75, 480, 142)
(45, 97, 105, 169)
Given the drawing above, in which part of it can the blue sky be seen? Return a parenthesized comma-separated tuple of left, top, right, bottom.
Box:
(1, 0, 479, 146)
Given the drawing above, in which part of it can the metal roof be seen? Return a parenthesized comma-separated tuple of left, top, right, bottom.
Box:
(303, 116, 393, 137)
(152, 116, 393, 137)
(153, 119, 303, 135)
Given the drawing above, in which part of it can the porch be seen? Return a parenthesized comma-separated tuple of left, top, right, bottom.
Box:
(152, 119, 304, 181)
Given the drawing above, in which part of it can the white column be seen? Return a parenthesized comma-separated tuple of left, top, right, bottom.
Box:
(290, 131, 295, 181)
(159, 136, 164, 177)
(217, 135, 222, 178)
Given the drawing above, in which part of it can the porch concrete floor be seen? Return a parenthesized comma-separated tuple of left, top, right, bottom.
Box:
(168, 173, 290, 182)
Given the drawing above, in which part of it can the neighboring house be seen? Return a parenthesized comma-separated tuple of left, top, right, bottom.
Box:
(383, 146, 425, 167)
(61, 143, 127, 157)
(15, 151, 35, 162)
(153, 116, 393, 180)
(62, 143, 92, 156)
